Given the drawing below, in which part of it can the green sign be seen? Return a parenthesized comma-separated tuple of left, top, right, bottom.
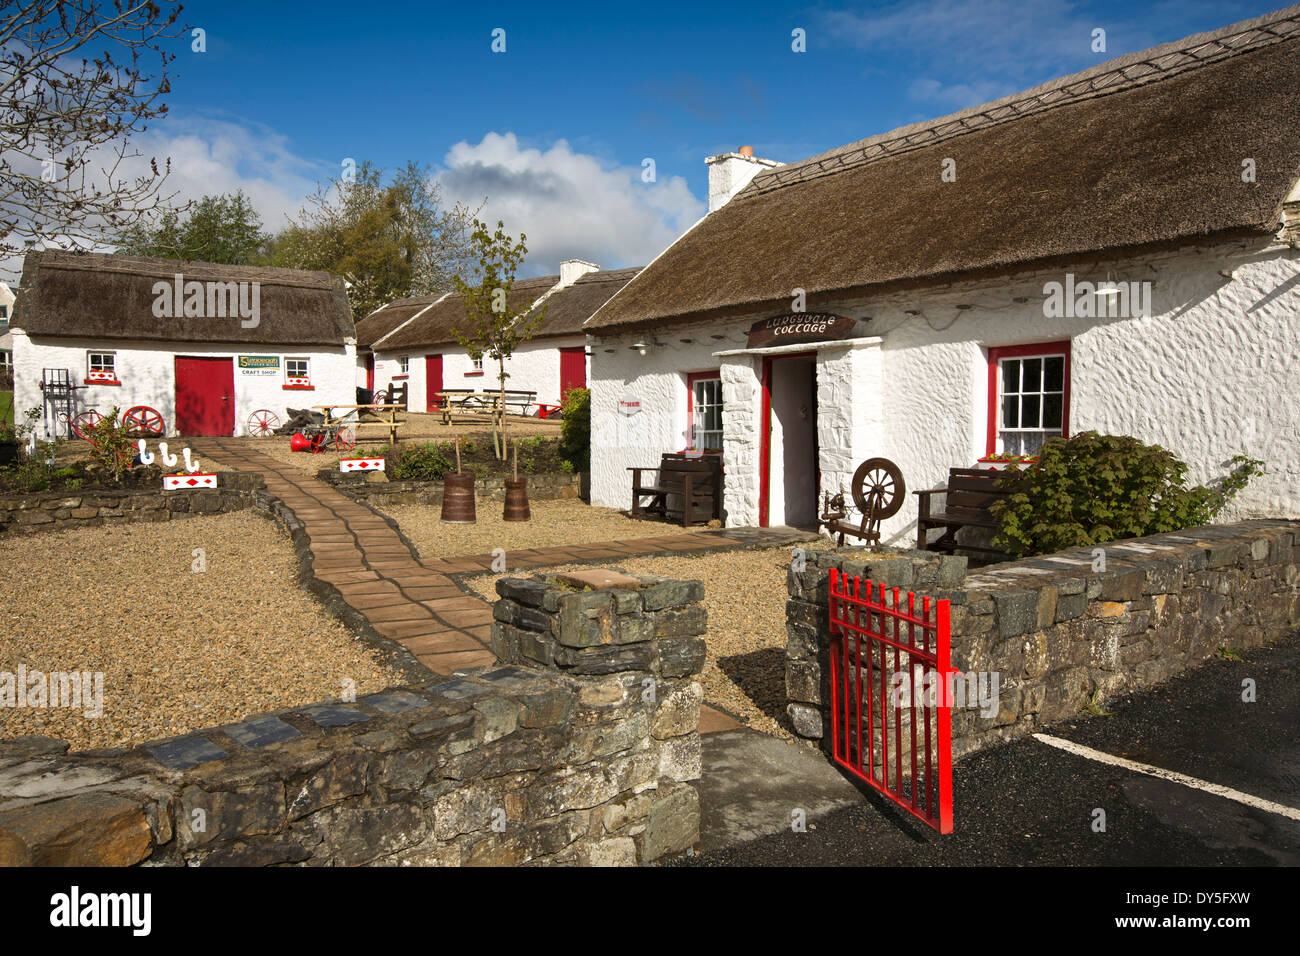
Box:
(238, 355, 280, 369)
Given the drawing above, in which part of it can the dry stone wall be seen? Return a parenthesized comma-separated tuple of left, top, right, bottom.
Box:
(319, 470, 582, 508)
(786, 520, 1300, 759)
(0, 571, 704, 866)
(0, 473, 265, 536)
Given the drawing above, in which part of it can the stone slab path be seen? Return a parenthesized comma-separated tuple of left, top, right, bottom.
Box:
(195, 439, 817, 733)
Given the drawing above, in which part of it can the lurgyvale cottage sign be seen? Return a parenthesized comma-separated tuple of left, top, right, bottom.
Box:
(746, 312, 856, 348)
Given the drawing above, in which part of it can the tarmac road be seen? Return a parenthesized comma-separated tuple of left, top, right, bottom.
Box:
(676, 633, 1300, 866)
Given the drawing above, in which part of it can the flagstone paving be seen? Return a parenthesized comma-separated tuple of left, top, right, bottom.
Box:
(194, 438, 818, 732)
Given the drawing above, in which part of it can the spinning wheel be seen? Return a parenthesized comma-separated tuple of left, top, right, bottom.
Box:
(246, 409, 280, 437)
(819, 457, 906, 547)
(851, 457, 906, 523)
(332, 425, 356, 453)
(122, 405, 165, 438)
(69, 409, 105, 442)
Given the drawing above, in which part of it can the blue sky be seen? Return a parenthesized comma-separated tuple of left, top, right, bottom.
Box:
(77, 0, 1296, 276)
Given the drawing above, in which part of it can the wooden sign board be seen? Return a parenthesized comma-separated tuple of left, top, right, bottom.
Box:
(747, 313, 856, 349)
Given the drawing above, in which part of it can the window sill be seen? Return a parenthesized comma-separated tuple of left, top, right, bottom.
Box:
(84, 378, 121, 386)
(391, 374, 409, 380)
(282, 384, 315, 390)
(464, 371, 485, 377)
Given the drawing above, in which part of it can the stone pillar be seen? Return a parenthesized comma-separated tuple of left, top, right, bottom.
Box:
(490, 568, 707, 862)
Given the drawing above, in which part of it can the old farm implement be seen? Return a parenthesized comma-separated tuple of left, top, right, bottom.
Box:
(819, 457, 906, 546)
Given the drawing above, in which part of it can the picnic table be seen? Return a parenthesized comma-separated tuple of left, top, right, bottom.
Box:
(312, 403, 404, 446)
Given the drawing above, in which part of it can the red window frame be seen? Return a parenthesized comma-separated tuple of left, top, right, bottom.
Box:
(686, 369, 722, 454)
(985, 340, 1071, 456)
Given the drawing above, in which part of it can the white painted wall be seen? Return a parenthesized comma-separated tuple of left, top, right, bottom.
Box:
(590, 238, 1300, 539)
(371, 335, 587, 412)
(12, 332, 355, 438)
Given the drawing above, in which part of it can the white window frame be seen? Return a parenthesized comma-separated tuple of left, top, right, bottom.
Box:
(399, 355, 410, 375)
(688, 372, 723, 454)
(285, 357, 310, 380)
(87, 351, 116, 378)
(988, 343, 1069, 457)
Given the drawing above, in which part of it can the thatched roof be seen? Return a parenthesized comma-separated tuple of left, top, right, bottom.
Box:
(588, 7, 1300, 332)
(355, 293, 448, 348)
(529, 267, 641, 336)
(372, 276, 558, 351)
(12, 250, 354, 345)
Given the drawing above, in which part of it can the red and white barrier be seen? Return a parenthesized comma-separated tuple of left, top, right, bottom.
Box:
(163, 474, 218, 490)
(339, 458, 385, 472)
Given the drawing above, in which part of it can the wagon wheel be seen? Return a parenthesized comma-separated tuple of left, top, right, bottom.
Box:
(69, 410, 105, 443)
(332, 425, 356, 453)
(851, 457, 906, 523)
(122, 405, 165, 438)
(246, 409, 280, 437)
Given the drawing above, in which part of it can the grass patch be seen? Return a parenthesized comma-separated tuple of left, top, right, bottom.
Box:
(0, 391, 12, 428)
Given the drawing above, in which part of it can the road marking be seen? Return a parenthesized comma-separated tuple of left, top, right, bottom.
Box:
(1032, 733, 1300, 821)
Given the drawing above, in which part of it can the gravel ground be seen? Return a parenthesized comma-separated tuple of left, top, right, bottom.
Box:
(386, 498, 709, 559)
(464, 546, 795, 738)
(0, 512, 402, 752)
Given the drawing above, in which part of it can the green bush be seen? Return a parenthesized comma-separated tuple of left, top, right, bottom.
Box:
(991, 431, 1264, 558)
(559, 387, 590, 473)
(87, 407, 135, 484)
(391, 442, 454, 481)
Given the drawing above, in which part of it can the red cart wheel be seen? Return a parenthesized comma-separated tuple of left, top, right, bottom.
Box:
(70, 410, 105, 442)
(246, 409, 280, 437)
(122, 405, 165, 438)
(332, 425, 356, 453)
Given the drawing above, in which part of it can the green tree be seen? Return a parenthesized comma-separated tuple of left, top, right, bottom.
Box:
(268, 161, 479, 321)
(116, 191, 267, 264)
(452, 219, 545, 460)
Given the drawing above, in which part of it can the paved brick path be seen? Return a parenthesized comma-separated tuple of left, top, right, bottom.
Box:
(195, 439, 815, 732)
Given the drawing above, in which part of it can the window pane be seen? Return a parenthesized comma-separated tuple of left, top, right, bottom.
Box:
(1044, 356, 1064, 392)
(1043, 394, 1063, 430)
(1021, 394, 1041, 428)
(1001, 360, 1019, 394)
(1022, 358, 1041, 391)
(1002, 395, 1018, 428)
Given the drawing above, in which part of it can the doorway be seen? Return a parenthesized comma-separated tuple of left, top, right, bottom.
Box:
(760, 353, 819, 528)
(559, 346, 586, 399)
(425, 354, 443, 412)
(174, 356, 234, 436)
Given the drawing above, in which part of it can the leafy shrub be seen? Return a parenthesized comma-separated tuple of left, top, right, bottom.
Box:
(87, 407, 135, 484)
(559, 387, 590, 473)
(391, 442, 454, 481)
(991, 431, 1264, 558)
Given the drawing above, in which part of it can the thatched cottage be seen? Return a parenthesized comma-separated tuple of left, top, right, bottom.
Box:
(358, 262, 638, 413)
(583, 7, 1300, 539)
(10, 251, 356, 438)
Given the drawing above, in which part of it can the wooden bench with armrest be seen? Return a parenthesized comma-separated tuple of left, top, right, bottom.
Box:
(628, 453, 722, 527)
(914, 467, 1013, 560)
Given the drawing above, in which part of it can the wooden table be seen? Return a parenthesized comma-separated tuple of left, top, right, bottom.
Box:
(435, 391, 504, 427)
(312, 404, 403, 445)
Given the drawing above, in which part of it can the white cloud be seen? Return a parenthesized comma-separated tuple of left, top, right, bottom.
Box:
(436, 132, 704, 275)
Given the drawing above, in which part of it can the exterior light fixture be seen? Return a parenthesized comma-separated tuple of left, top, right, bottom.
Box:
(711, 334, 726, 340)
(1096, 271, 1120, 298)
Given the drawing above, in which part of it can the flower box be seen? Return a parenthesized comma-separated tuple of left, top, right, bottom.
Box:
(163, 473, 218, 490)
(339, 457, 385, 473)
(976, 454, 1038, 471)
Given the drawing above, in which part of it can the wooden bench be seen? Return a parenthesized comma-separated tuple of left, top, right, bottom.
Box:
(914, 467, 1013, 560)
(628, 453, 722, 527)
(374, 381, 408, 410)
(501, 390, 537, 416)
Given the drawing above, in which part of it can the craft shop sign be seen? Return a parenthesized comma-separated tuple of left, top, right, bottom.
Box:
(747, 313, 855, 348)
(238, 355, 280, 376)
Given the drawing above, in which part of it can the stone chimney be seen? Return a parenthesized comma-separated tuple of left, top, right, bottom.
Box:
(559, 259, 600, 288)
(705, 146, 782, 213)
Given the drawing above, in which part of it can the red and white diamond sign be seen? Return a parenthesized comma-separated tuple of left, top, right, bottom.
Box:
(87, 369, 117, 383)
(286, 376, 311, 387)
(163, 473, 218, 490)
(339, 458, 385, 472)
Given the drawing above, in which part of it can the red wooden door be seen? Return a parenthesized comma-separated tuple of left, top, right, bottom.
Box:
(425, 354, 443, 412)
(175, 356, 235, 436)
(560, 346, 586, 399)
(365, 353, 375, 392)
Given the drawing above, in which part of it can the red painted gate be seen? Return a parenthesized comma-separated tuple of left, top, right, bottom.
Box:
(828, 567, 954, 833)
(174, 356, 234, 436)
(425, 354, 443, 412)
(559, 346, 585, 399)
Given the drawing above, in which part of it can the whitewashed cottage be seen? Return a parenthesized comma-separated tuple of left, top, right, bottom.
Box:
(584, 8, 1300, 542)
(10, 251, 356, 439)
(358, 262, 638, 414)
